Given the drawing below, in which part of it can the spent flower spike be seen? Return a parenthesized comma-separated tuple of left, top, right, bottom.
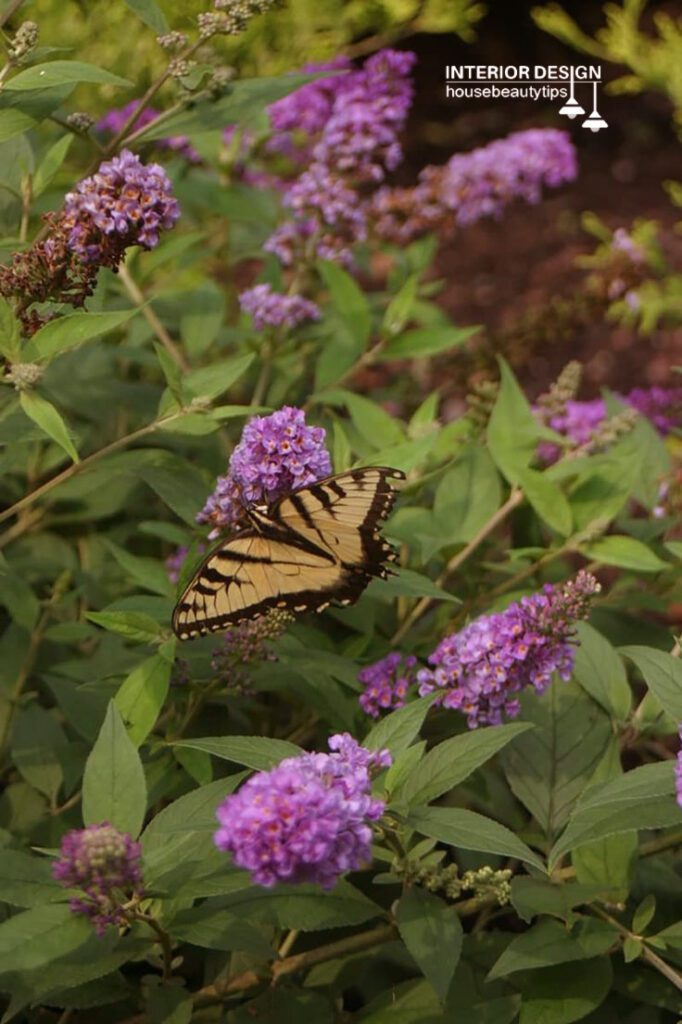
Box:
(52, 823, 144, 935)
(418, 572, 601, 728)
(214, 734, 391, 887)
(197, 406, 331, 537)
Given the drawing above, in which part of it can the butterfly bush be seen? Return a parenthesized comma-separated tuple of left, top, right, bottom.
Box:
(52, 823, 144, 935)
(538, 386, 682, 462)
(239, 283, 321, 330)
(370, 128, 577, 244)
(214, 734, 391, 887)
(359, 652, 418, 718)
(197, 405, 332, 537)
(0, 149, 180, 334)
(417, 572, 601, 728)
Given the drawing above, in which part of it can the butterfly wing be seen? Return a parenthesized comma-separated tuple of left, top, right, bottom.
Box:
(172, 466, 405, 640)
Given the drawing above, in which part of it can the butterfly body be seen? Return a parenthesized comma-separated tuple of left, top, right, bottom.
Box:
(172, 466, 405, 640)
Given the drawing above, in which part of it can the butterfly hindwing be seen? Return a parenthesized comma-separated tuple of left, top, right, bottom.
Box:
(172, 466, 405, 640)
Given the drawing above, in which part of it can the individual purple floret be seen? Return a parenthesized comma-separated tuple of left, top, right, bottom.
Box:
(97, 101, 200, 162)
(197, 406, 332, 537)
(358, 652, 417, 718)
(418, 572, 601, 729)
(214, 734, 391, 888)
(239, 283, 321, 331)
(52, 822, 144, 935)
(62, 149, 180, 265)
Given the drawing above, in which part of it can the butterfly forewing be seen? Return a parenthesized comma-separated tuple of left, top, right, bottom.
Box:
(172, 466, 405, 640)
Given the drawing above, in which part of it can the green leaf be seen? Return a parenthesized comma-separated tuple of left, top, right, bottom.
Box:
(138, 73, 342, 139)
(82, 701, 147, 837)
(123, 0, 169, 33)
(583, 535, 668, 572)
(211, 879, 382, 931)
(23, 309, 136, 361)
(0, 850, 61, 908)
(184, 354, 254, 402)
(0, 904, 89, 974)
(171, 735, 300, 771)
(572, 622, 632, 722)
(632, 893, 656, 935)
(145, 984, 192, 1024)
(432, 445, 502, 556)
(141, 775, 246, 881)
(619, 646, 682, 722)
(488, 918, 616, 979)
(363, 695, 435, 758)
(115, 652, 172, 746)
(383, 325, 478, 359)
(11, 705, 64, 800)
(32, 134, 73, 197)
(517, 468, 572, 536)
(569, 738, 637, 898)
(510, 878, 612, 925)
(407, 806, 546, 872)
(5, 61, 130, 91)
(382, 273, 420, 336)
(501, 681, 611, 841)
(86, 609, 162, 643)
(318, 260, 371, 347)
(104, 540, 172, 597)
(487, 358, 540, 483)
(170, 906, 273, 956)
(19, 391, 79, 463)
(517, 957, 612, 1024)
(323, 390, 404, 450)
(0, 569, 39, 631)
(396, 887, 462, 1002)
(400, 721, 533, 807)
(549, 761, 681, 868)
(0, 296, 21, 360)
(179, 282, 226, 358)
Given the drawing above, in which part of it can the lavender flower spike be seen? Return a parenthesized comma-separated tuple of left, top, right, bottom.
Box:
(52, 822, 144, 935)
(197, 406, 331, 538)
(418, 571, 601, 729)
(214, 734, 391, 888)
(239, 284, 321, 331)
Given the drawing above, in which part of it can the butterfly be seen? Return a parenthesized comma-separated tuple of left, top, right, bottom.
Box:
(172, 466, 405, 640)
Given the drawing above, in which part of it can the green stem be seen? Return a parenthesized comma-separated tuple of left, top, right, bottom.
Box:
(118, 262, 189, 372)
(594, 906, 682, 994)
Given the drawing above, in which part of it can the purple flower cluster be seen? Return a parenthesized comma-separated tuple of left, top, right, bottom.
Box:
(52, 822, 144, 935)
(62, 149, 180, 265)
(239, 283, 320, 331)
(267, 58, 352, 158)
(358, 652, 417, 718)
(626, 386, 682, 436)
(370, 128, 577, 244)
(97, 101, 200, 162)
(214, 734, 391, 887)
(211, 609, 292, 694)
(538, 387, 682, 462)
(197, 406, 331, 537)
(265, 49, 415, 267)
(418, 571, 601, 728)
